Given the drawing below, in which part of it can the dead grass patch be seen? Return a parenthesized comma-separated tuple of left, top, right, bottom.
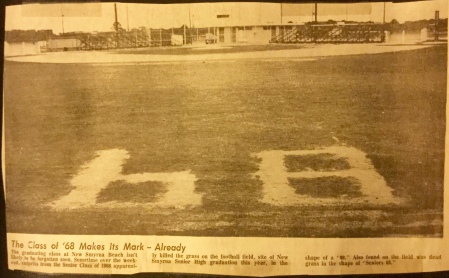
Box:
(96, 180, 167, 203)
(284, 153, 350, 172)
(288, 176, 362, 198)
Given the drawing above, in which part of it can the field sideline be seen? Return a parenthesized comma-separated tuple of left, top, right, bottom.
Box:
(4, 44, 447, 237)
(5, 43, 435, 64)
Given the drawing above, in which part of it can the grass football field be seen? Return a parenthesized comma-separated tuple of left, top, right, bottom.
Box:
(4, 45, 447, 237)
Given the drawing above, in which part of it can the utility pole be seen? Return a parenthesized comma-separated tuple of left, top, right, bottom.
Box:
(312, 3, 318, 43)
(183, 24, 186, 45)
(189, 4, 192, 44)
(127, 4, 130, 32)
(280, 3, 283, 24)
(114, 3, 119, 48)
(345, 4, 348, 22)
(60, 5, 65, 34)
(435, 10, 440, 41)
(383, 2, 386, 24)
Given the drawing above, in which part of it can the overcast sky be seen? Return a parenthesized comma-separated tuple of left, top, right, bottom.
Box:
(5, 1, 448, 34)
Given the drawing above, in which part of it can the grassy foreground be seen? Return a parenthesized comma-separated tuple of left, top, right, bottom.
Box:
(4, 45, 446, 237)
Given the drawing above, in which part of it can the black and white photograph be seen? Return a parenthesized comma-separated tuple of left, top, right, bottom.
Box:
(3, 0, 447, 238)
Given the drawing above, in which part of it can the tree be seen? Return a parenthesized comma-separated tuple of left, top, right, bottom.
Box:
(390, 19, 399, 25)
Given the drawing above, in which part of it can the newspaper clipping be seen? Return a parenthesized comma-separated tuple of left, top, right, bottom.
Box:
(3, 0, 449, 276)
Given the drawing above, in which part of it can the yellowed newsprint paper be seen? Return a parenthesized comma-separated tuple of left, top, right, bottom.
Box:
(3, 0, 449, 276)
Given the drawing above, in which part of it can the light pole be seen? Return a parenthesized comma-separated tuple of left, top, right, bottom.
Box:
(345, 4, 348, 22)
(127, 4, 129, 32)
(280, 3, 283, 24)
(60, 4, 65, 34)
(114, 3, 119, 48)
(189, 4, 192, 44)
